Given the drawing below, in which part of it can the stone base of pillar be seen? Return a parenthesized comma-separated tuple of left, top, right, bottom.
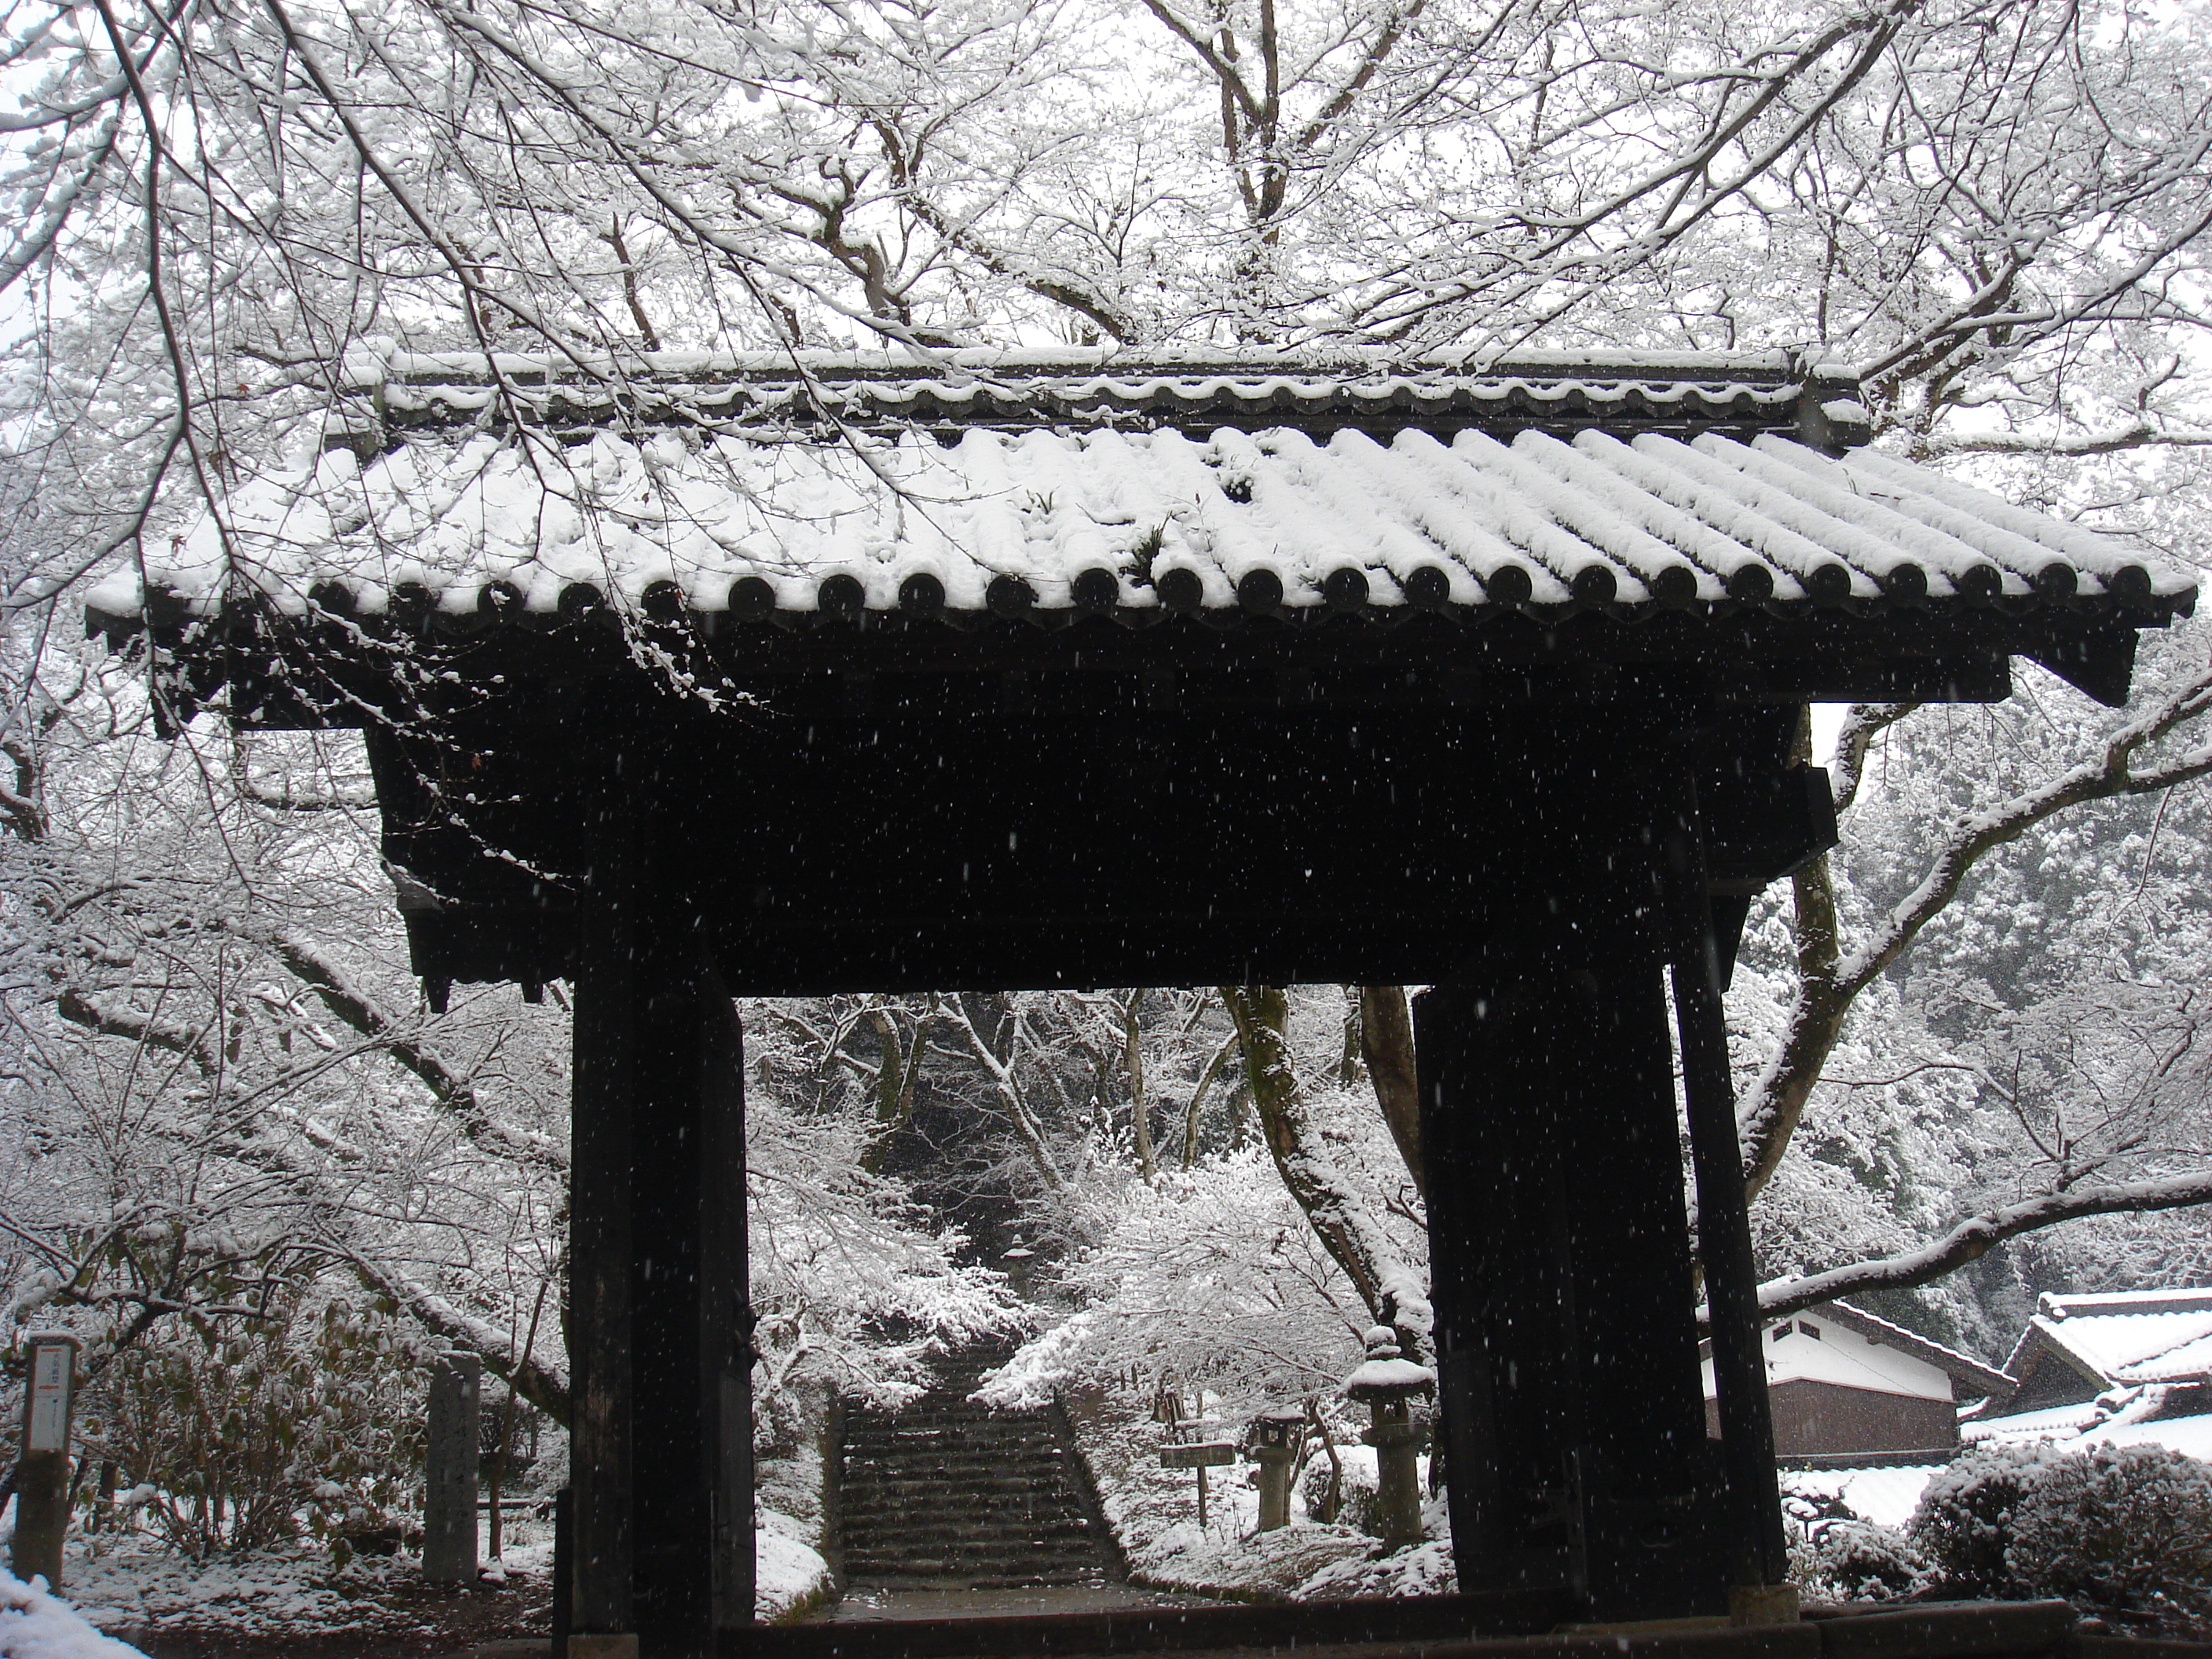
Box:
(1730, 1585, 1803, 1627)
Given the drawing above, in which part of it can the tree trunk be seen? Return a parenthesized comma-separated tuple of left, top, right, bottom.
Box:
(1221, 985, 1429, 1358)
(1181, 1032, 1240, 1167)
(859, 1005, 929, 1176)
(1122, 991, 1155, 1183)
(1358, 985, 1423, 1199)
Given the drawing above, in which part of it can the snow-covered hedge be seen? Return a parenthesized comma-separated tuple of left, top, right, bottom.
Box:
(1904, 1441, 2212, 1635)
(1906, 1441, 2057, 1599)
(2003, 1445, 2212, 1633)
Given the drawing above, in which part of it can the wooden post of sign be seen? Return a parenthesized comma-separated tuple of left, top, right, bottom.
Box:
(13, 1333, 80, 1591)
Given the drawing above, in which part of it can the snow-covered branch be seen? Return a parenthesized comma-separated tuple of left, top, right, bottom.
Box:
(339, 1248, 572, 1422)
(1745, 1171, 2212, 1327)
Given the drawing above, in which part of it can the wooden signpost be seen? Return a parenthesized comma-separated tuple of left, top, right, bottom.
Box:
(13, 1333, 79, 1591)
(1157, 1387, 1236, 1528)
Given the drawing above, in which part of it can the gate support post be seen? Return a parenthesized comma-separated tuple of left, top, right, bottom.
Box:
(1667, 784, 1793, 1603)
(1417, 923, 1730, 1621)
(569, 742, 753, 1659)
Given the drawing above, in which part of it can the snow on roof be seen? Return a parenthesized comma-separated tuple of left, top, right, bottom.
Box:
(1961, 1399, 2106, 1445)
(91, 420, 2186, 626)
(1343, 1357, 1437, 1397)
(2084, 1410, 2212, 1463)
(1813, 1302, 2015, 1399)
(2005, 1287, 2212, 1386)
(1700, 1302, 2012, 1401)
(1708, 1310, 1957, 1403)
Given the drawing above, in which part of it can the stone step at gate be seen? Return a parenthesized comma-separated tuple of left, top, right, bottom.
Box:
(837, 1346, 1120, 1590)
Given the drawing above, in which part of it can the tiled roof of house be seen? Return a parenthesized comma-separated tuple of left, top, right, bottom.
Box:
(2005, 1287, 2212, 1387)
(1812, 1302, 2015, 1400)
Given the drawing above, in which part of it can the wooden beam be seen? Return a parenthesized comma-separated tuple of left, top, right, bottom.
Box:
(1416, 912, 1731, 1621)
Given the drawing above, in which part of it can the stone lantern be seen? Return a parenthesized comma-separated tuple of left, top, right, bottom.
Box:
(1247, 1408, 1305, 1532)
(1002, 1233, 1035, 1299)
(1343, 1325, 1434, 1551)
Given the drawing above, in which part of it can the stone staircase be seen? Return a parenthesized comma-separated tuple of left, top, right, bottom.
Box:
(837, 1346, 1119, 1588)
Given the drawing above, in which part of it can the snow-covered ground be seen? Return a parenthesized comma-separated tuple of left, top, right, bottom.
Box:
(1057, 1388, 1448, 1601)
(69, 1542, 451, 1640)
(36, 1508, 825, 1643)
(754, 1383, 836, 1621)
(0, 1566, 151, 1659)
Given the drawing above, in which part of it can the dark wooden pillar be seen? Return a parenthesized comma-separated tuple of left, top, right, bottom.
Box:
(1417, 924, 1730, 1621)
(1668, 786, 1791, 1595)
(569, 744, 753, 1659)
(1563, 954, 1731, 1615)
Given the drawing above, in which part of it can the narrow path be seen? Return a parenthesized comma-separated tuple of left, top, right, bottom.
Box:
(835, 1343, 1121, 1592)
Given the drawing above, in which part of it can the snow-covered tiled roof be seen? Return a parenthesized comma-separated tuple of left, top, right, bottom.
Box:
(1811, 1302, 2015, 1399)
(1781, 1463, 1946, 1531)
(2006, 1287, 2212, 1386)
(1701, 1302, 2012, 1404)
(91, 415, 2188, 631)
(1961, 1399, 2106, 1445)
(341, 345, 1823, 440)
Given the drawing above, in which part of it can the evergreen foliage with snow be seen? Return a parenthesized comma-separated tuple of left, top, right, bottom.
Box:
(93, 1293, 429, 1561)
(2003, 1445, 2212, 1635)
(1785, 1492, 1930, 1605)
(1905, 1442, 2212, 1635)
(1906, 1441, 2060, 1599)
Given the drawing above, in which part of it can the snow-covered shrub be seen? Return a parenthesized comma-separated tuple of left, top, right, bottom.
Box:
(1788, 1491, 1928, 1602)
(2003, 1445, 2212, 1635)
(1906, 1441, 2057, 1597)
(1298, 1442, 1378, 1532)
(1804, 1520, 1930, 1602)
(92, 1291, 427, 1562)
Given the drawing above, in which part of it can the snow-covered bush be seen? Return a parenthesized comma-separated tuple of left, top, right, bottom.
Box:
(1800, 1522, 1929, 1602)
(2003, 1445, 2212, 1635)
(1906, 1441, 2212, 1634)
(1298, 1441, 1375, 1531)
(1787, 1491, 1928, 1602)
(1906, 1441, 2057, 1597)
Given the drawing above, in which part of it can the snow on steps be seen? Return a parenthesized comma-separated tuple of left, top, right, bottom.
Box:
(836, 1348, 1119, 1591)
